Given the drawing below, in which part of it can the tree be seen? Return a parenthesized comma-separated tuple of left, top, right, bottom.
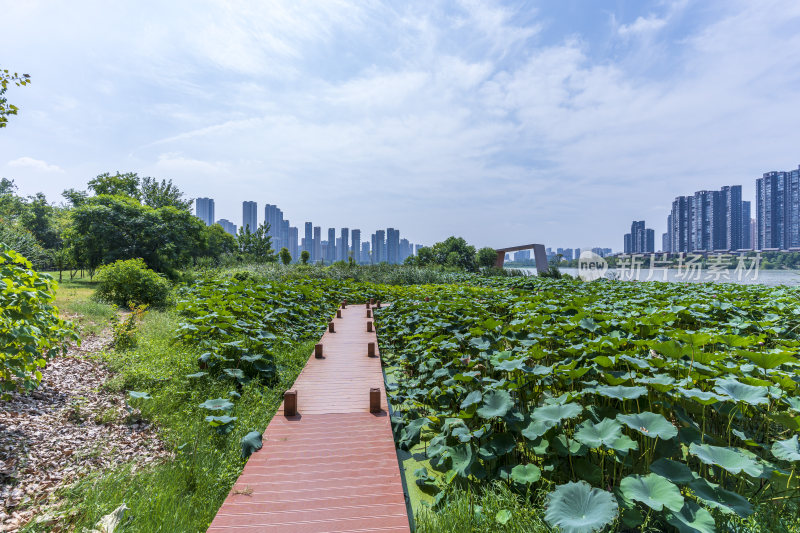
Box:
(300, 250, 310, 264)
(88, 172, 141, 198)
(205, 224, 237, 257)
(236, 222, 275, 262)
(62, 188, 88, 207)
(414, 246, 435, 266)
(476, 247, 497, 269)
(0, 178, 26, 220)
(431, 237, 476, 271)
(19, 193, 59, 249)
(0, 69, 31, 129)
(279, 247, 291, 265)
(140, 176, 192, 210)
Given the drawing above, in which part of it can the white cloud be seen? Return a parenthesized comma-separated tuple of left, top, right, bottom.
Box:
(617, 15, 668, 37)
(7, 157, 64, 173)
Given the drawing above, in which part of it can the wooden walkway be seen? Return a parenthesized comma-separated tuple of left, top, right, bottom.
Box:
(208, 303, 410, 532)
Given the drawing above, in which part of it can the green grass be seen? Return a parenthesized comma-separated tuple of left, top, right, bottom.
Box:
(415, 482, 549, 533)
(22, 308, 314, 533)
(47, 272, 117, 335)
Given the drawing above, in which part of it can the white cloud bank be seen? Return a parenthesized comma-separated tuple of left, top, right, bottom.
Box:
(7, 157, 64, 173)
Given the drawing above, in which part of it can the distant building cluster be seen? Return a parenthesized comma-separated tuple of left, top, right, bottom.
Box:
(194, 199, 418, 264)
(508, 247, 612, 263)
(624, 165, 800, 255)
(624, 221, 655, 254)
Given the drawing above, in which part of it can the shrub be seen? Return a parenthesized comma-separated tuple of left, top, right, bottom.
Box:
(0, 243, 77, 397)
(111, 305, 147, 351)
(94, 258, 171, 308)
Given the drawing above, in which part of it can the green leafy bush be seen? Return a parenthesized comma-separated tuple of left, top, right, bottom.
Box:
(111, 305, 147, 351)
(0, 243, 76, 397)
(94, 258, 171, 308)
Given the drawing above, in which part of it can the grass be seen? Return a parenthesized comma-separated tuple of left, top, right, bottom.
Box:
(415, 482, 549, 533)
(46, 272, 117, 335)
(21, 307, 315, 533)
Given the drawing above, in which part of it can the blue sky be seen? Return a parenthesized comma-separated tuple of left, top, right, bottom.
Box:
(2, 0, 799, 250)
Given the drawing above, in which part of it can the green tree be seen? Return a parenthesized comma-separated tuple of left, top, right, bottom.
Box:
(140, 176, 192, 210)
(0, 178, 26, 220)
(431, 236, 476, 271)
(0, 69, 31, 129)
(61, 187, 89, 207)
(88, 172, 141, 198)
(19, 192, 59, 249)
(205, 224, 237, 258)
(236, 222, 275, 262)
(279, 247, 292, 265)
(414, 246, 435, 266)
(300, 250, 310, 264)
(476, 247, 497, 269)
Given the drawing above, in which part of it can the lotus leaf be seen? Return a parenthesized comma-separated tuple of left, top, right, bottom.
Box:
(593, 385, 648, 400)
(531, 402, 583, 425)
(713, 378, 769, 406)
(649, 458, 693, 484)
(544, 481, 618, 533)
(688, 443, 762, 476)
(476, 390, 513, 419)
(688, 477, 752, 517)
(574, 418, 623, 449)
(771, 435, 800, 462)
(495, 509, 511, 525)
(510, 464, 541, 484)
(460, 390, 482, 410)
(128, 391, 151, 400)
(665, 501, 716, 533)
(617, 412, 677, 440)
(240, 431, 263, 458)
(199, 398, 234, 411)
(620, 473, 684, 512)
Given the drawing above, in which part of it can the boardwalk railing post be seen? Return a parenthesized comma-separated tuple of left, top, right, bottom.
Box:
(367, 321, 373, 332)
(369, 298, 375, 305)
(328, 321, 335, 333)
(315, 343, 323, 358)
(366, 301, 371, 309)
(336, 309, 342, 318)
(366, 309, 372, 318)
(342, 300, 347, 308)
(370, 388, 381, 413)
(368, 342, 375, 357)
(284, 390, 297, 417)
(376, 301, 381, 309)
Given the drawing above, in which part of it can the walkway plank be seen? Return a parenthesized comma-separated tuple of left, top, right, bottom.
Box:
(208, 304, 409, 532)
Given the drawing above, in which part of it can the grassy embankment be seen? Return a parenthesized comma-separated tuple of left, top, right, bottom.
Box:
(22, 273, 314, 532)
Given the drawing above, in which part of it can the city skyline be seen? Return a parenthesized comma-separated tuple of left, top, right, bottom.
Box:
(3, 2, 799, 250)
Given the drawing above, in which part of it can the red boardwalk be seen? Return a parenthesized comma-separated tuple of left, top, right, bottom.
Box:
(208, 304, 410, 532)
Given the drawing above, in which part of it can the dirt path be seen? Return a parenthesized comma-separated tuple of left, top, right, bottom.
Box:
(0, 331, 170, 532)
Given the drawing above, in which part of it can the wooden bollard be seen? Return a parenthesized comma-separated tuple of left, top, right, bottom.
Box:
(336, 309, 342, 318)
(284, 390, 297, 417)
(366, 301, 371, 309)
(328, 321, 335, 333)
(369, 298, 375, 305)
(376, 301, 381, 308)
(342, 300, 347, 308)
(314, 343, 323, 358)
(424, 296, 429, 302)
(366, 309, 372, 318)
(368, 342, 376, 357)
(367, 321, 373, 332)
(370, 388, 381, 413)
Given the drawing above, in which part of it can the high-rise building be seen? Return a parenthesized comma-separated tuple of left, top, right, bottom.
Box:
(327, 228, 336, 263)
(216, 219, 237, 237)
(288, 226, 299, 262)
(741, 201, 751, 250)
(264, 204, 285, 249)
(195, 198, 215, 226)
(372, 230, 386, 263)
(304, 222, 313, 255)
(757, 166, 800, 250)
(361, 242, 370, 264)
(313, 226, 321, 263)
(667, 184, 749, 253)
(281, 220, 289, 253)
(340, 228, 349, 261)
(242, 201, 257, 233)
(387, 228, 399, 264)
(399, 238, 410, 263)
(623, 221, 654, 253)
(351, 229, 361, 264)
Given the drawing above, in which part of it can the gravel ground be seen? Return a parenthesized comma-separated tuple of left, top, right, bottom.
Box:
(0, 332, 170, 532)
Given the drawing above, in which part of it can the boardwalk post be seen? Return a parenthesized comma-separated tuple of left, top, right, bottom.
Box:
(370, 388, 381, 413)
(367, 321, 373, 332)
(342, 300, 347, 308)
(376, 301, 381, 309)
(336, 309, 342, 318)
(369, 298, 375, 305)
(314, 343, 323, 358)
(366, 309, 372, 318)
(328, 321, 335, 333)
(366, 301, 371, 309)
(284, 390, 297, 417)
(368, 342, 376, 357)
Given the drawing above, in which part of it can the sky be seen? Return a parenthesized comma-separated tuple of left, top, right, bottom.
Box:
(2, 0, 800, 250)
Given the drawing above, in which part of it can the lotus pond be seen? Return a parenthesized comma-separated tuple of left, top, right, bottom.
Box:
(375, 277, 800, 532)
